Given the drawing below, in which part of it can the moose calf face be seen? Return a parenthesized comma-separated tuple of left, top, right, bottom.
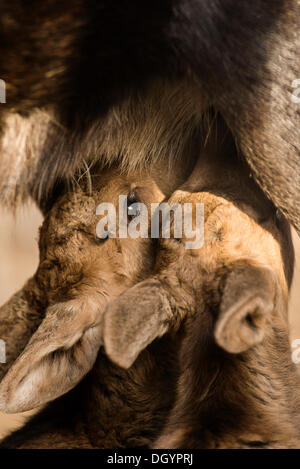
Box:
(0, 168, 167, 413)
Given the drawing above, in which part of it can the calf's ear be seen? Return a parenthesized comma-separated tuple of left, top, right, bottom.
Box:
(0, 298, 103, 413)
(214, 263, 277, 354)
(104, 278, 172, 369)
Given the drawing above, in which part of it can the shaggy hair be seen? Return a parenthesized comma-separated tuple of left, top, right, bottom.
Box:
(0, 1, 298, 233)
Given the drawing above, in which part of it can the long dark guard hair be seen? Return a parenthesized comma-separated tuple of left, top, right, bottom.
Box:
(0, 1, 299, 235)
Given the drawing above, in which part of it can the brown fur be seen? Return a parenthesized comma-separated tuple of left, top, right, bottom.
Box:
(0, 159, 193, 447)
(0, 152, 197, 384)
(104, 133, 299, 448)
(0, 127, 297, 448)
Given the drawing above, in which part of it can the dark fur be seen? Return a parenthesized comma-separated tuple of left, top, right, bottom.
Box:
(0, 1, 299, 233)
(154, 293, 300, 449)
(0, 337, 181, 449)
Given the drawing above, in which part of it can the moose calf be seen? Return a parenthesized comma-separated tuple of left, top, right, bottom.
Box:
(104, 144, 300, 448)
(0, 160, 191, 448)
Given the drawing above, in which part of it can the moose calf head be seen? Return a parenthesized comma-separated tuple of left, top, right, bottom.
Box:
(103, 183, 293, 369)
(0, 168, 166, 412)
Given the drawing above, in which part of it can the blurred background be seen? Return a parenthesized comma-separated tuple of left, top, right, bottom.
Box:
(0, 203, 299, 439)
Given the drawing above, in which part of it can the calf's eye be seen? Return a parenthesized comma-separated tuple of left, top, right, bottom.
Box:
(127, 188, 141, 218)
(128, 204, 136, 217)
